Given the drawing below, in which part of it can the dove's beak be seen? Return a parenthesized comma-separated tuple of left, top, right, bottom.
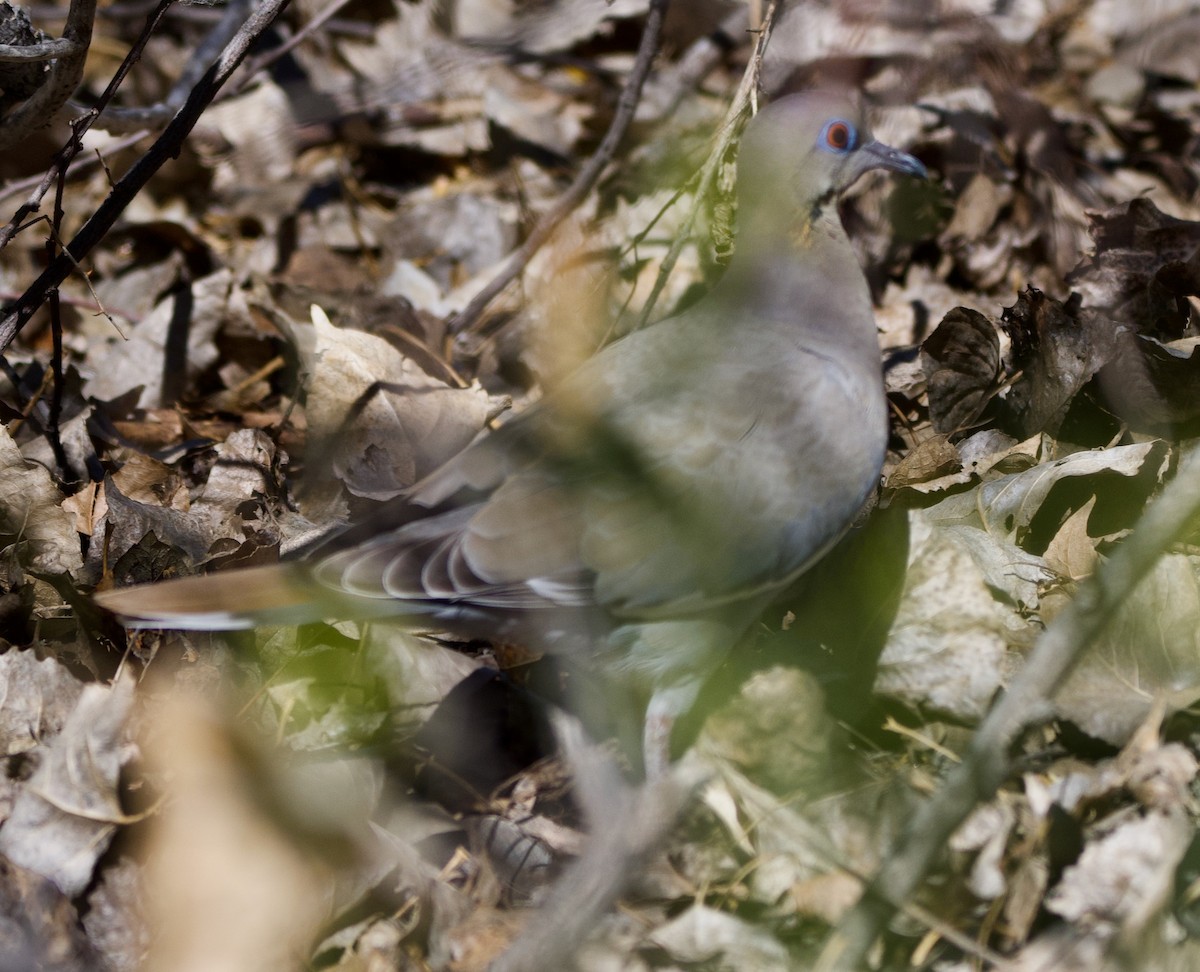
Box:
(859, 140, 928, 179)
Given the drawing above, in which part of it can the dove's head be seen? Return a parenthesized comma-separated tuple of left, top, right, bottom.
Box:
(735, 90, 926, 237)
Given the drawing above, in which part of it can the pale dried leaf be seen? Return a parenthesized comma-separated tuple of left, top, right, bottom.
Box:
(935, 522, 1051, 613)
(941, 173, 1008, 242)
(648, 903, 791, 968)
(482, 67, 589, 156)
(109, 454, 188, 510)
(1043, 495, 1099, 580)
(875, 512, 1013, 720)
(361, 623, 488, 712)
(950, 798, 1017, 900)
(141, 691, 330, 972)
(61, 481, 107, 538)
(199, 80, 297, 191)
(1004, 853, 1050, 946)
(1054, 554, 1200, 745)
(1124, 742, 1198, 812)
(788, 872, 864, 926)
(0, 424, 83, 577)
(924, 441, 1162, 543)
(99, 476, 216, 564)
(439, 907, 528, 972)
(695, 666, 836, 794)
(0, 650, 84, 757)
(688, 761, 897, 922)
(889, 430, 1036, 497)
(334, 8, 490, 102)
(191, 429, 277, 539)
(384, 189, 520, 291)
(19, 405, 95, 484)
(302, 305, 495, 500)
(83, 855, 150, 972)
(1080, 0, 1200, 44)
(1046, 810, 1190, 932)
(456, 0, 650, 52)
(886, 434, 962, 490)
(0, 672, 135, 896)
(0, 856, 101, 971)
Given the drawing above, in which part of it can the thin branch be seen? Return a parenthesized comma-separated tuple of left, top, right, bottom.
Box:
(0, 0, 292, 353)
(0, 289, 135, 321)
(818, 444, 1200, 970)
(0, 37, 79, 61)
(449, 0, 670, 337)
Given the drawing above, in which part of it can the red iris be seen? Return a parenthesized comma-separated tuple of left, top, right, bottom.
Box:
(826, 122, 851, 150)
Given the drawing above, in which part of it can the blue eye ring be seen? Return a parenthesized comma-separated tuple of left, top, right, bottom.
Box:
(819, 118, 857, 154)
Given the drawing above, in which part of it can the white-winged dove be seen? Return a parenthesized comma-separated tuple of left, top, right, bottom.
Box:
(96, 91, 927, 774)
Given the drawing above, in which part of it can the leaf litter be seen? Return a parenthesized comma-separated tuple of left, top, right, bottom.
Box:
(2, 0, 1200, 969)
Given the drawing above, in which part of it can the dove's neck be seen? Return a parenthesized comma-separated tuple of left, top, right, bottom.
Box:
(720, 206, 878, 354)
(734, 189, 846, 249)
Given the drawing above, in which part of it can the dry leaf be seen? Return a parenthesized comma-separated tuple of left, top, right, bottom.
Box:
(1054, 554, 1200, 745)
(1046, 810, 1191, 934)
(0, 673, 135, 896)
(0, 650, 84, 757)
(302, 305, 495, 500)
(0, 424, 83, 577)
(875, 512, 1012, 721)
(648, 903, 791, 967)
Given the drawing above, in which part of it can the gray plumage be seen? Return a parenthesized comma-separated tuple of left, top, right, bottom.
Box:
(95, 91, 926, 772)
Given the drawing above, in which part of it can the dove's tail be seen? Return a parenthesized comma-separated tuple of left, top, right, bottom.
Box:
(93, 563, 410, 631)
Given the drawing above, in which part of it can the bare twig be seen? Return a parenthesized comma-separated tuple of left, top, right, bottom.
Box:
(3, 355, 54, 437)
(449, 0, 670, 337)
(0, 37, 79, 61)
(0, 0, 166, 436)
(0, 289, 134, 321)
(818, 445, 1200, 971)
(0, 0, 96, 149)
(0, 0, 292, 353)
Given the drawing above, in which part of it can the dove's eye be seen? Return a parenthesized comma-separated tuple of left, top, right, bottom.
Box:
(820, 119, 857, 153)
